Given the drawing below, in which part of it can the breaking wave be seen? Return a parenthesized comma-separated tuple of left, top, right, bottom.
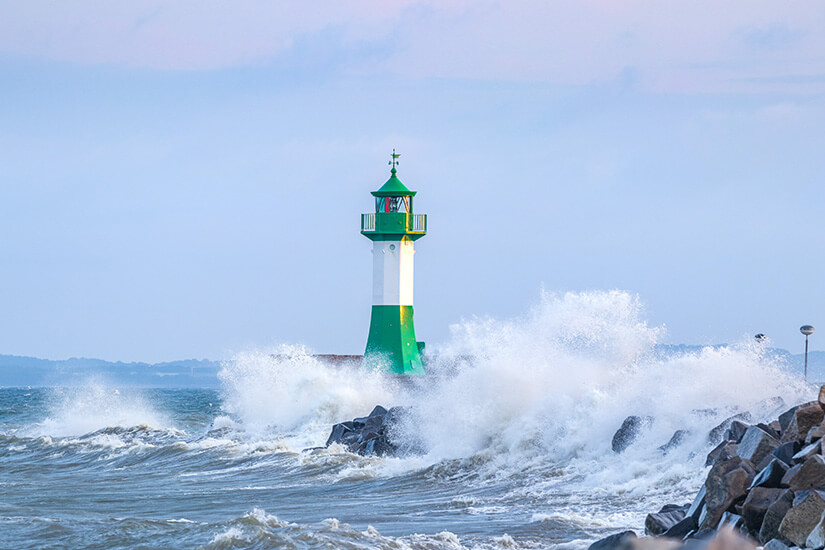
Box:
(215, 290, 811, 517)
(3, 289, 813, 549)
(32, 381, 168, 438)
(202, 508, 512, 550)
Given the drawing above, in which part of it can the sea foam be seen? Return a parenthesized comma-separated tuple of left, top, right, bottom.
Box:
(216, 290, 811, 515)
(34, 381, 168, 438)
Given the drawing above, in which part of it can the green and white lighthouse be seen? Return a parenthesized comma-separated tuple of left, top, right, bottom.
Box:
(361, 151, 427, 375)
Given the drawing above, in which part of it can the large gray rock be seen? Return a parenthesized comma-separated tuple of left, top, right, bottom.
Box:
(738, 425, 781, 467)
(758, 422, 782, 440)
(646, 505, 688, 535)
(782, 464, 803, 487)
(719, 511, 745, 531)
(701, 456, 757, 529)
(807, 512, 825, 550)
(662, 516, 697, 539)
(325, 405, 408, 456)
(806, 424, 825, 445)
(588, 531, 637, 550)
(709, 412, 754, 445)
(778, 490, 825, 546)
(659, 430, 690, 454)
(742, 487, 790, 533)
(774, 442, 802, 467)
(612, 416, 653, 453)
(706, 442, 739, 467)
(819, 385, 825, 412)
(763, 539, 792, 550)
(779, 403, 813, 433)
(759, 489, 794, 544)
(792, 440, 822, 464)
(788, 455, 825, 492)
(750, 459, 790, 490)
(781, 403, 825, 444)
(688, 485, 707, 522)
(726, 420, 751, 443)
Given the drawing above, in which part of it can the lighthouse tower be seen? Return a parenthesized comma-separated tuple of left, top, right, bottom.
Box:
(360, 151, 427, 375)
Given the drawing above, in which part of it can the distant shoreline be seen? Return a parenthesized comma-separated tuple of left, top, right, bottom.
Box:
(0, 347, 822, 388)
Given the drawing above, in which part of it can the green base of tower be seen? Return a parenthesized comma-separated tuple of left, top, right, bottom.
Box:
(364, 305, 425, 375)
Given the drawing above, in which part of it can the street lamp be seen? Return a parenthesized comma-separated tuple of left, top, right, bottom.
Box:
(801, 325, 815, 381)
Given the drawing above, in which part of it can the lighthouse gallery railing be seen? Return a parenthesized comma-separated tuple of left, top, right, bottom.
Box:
(361, 213, 426, 233)
(362, 213, 376, 231)
(411, 214, 426, 232)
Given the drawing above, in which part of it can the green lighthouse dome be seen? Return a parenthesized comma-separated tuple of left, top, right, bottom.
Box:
(371, 166, 417, 197)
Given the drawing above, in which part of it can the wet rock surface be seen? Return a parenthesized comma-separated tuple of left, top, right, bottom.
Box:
(759, 489, 794, 544)
(737, 426, 780, 467)
(749, 459, 789, 490)
(707, 442, 740, 467)
(742, 487, 788, 533)
(601, 388, 825, 550)
(710, 413, 754, 446)
(647, 505, 690, 536)
(336, 391, 825, 550)
(778, 490, 825, 546)
(703, 457, 756, 529)
(325, 405, 408, 456)
(613, 416, 654, 453)
(589, 530, 638, 550)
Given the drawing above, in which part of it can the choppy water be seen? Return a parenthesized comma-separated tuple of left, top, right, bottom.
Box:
(0, 291, 815, 549)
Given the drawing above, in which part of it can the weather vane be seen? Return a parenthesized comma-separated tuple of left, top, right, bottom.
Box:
(389, 149, 400, 170)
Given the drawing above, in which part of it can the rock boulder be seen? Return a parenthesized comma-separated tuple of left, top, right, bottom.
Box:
(781, 403, 824, 444)
(589, 531, 637, 550)
(726, 420, 750, 444)
(742, 487, 790, 533)
(325, 405, 408, 456)
(709, 413, 753, 446)
(662, 516, 697, 539)
(646, 505, 688, 536)
(807, 513, 825, 550)
(702, 457, 757, 529)
(788, 455, 825, 492)
(659, 430, 690, 454)
(750, 459, 790, 490)
(763, 539, 791, 550)
(612, 416, 654, 453)
(778, 490, 825, 546)
(706, 442, 739, 467)
(774, 442, 801, 467)
(737, 426, 781, 467)
(758, 489, 794, 544)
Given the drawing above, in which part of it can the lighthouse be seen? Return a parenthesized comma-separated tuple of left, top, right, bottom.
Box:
(361, 151, 427, 375)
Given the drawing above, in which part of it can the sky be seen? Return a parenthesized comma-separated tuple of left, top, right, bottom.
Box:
(0, 1, 824, 362)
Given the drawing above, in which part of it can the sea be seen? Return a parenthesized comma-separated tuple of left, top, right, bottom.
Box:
(0, 291, 815, 549)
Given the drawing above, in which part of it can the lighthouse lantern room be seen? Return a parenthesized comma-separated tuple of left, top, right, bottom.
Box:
(360, 151, 427, 375)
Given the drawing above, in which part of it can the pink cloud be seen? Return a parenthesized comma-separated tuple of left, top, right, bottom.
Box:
(0, 0, 822, 92)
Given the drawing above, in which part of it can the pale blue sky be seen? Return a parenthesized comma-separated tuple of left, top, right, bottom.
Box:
(0, 1, 824, 361)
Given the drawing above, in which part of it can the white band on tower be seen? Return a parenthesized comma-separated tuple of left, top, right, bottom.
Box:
(372, 240, 415, 306)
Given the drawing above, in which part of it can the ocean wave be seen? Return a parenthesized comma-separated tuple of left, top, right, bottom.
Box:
(211, 290, 812, 525)
(31, 383, 171, 438)
(203, 508, 516, 550)
(1, 290, 812, 549)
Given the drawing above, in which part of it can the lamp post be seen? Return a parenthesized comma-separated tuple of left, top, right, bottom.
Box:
(801, 325, 815, 381)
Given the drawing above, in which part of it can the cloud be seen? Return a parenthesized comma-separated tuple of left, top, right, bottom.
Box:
(0, 0, 427, 70)
(0, 0, 823, 93)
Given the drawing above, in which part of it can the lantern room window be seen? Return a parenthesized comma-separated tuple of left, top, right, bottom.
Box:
(375, 196, 412, 213)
